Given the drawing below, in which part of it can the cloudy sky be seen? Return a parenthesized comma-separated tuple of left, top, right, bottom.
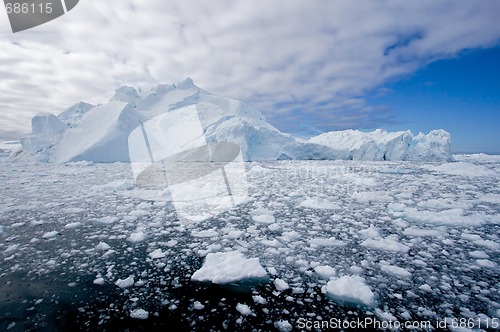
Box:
(1, 0, 499, 152)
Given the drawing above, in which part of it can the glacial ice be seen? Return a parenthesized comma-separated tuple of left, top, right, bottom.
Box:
(17, 79, 451, 163)
(191, 251, 269, 284)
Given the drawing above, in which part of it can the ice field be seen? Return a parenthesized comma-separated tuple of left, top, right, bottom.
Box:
(0, 154, 499, 331)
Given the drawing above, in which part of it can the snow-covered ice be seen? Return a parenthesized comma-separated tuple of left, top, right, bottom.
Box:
(273, 278, 290, 291)
(16, 79, 451, 163)
(115, 276, 135, 289)
(360, 237, 410, 253)
(235, 303, 254, 316)
(191, 251, 268, 284)
(314, 265, 337, 279)
(310, 128, 451, 161)
(130, 308, 149, 320)
(323, 275, 376, 307)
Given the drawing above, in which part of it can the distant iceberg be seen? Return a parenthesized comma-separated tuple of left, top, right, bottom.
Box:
(17, 78, 451, 163)
(309, 128, 451, 161)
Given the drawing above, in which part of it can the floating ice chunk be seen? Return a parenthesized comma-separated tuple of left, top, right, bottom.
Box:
(275, 320, 293, 332)
(380, 264, 412, 278)
(476, 259, 496, 268)
(191, 229, 219, 238)
(279, 231, 301, 241)
(387, 203, 406, 214)
(197, 243, 223, 256)
(64, 222, 82, 229)
(193, 301, 204, 310)
(103, 249, 115, 257)
(115, 276, 135, 288)
(93, 278, 105, 285)
(469, 250, 489, 259)
(249, 165, 269, 174)
(352, 191, 392, 202)
(134, 280, 145, 287)
(358, 225, 381, 239)
(419, 284, 432, 292)
(191, 251, 268, 284)
(224, 230, 243, 239)
(164, 240, 178, 247)
(473, 239, 499, 251)
(461, 233, 482, 241)
(309, 237, 345, 248)
(250, 207, 275, 224)
(236, 303, 254, 316)
(149, 249, 166, 259)
(375, 308, 398, 322)
(252, 295, 267, 305)
(324, 275, 376, 307)
(350, 266, 363, 275)
(361, 237, 409, 253)
(274, 278, 289, 291)
(314, 265, 336, 280)
(393, 207, 484, 227)
(300, 197, 341, 210)
(4, 244, 19, 253)
(261, 239, 281, 247)
(95, 242, 111, 251)
(42, 231, 58, 239)
(403, 227, 446, 237)
(128, 231, 146, 242)
(130, 309, 149, 320)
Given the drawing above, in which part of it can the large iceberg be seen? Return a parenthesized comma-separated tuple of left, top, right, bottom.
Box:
(18, 78, 451, 162)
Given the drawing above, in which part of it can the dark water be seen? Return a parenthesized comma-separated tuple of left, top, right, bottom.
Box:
(0, 266, 369, 331)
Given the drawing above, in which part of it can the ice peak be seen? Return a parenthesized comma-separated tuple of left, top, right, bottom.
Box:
(174, 77, 195, 89)
(111, 86, 140, 104)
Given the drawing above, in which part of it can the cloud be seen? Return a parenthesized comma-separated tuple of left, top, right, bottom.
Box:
(0, 0, 499, 138)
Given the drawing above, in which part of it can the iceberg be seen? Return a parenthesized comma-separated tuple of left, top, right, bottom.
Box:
(20, 113, 66, 161)
(309, 128, 451, 161)
(17, 78, 451, 162)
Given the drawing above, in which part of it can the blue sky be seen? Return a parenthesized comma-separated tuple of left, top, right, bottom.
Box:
(370, 46, 500, 154)
(0, 1, 499, 154)
(264, 45, 500, 154)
